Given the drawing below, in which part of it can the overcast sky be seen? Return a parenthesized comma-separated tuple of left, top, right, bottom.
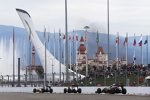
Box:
(0, 0, 150, 36)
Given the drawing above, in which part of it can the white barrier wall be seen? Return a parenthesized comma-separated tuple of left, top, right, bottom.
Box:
(0, 87, 150, 95)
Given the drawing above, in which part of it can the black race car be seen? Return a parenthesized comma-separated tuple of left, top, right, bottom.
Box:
(95, 84, 127, 94)
(64, 85, 82, 93)
(33, 86, 53, 93)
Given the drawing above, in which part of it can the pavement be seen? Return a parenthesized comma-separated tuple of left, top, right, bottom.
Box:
(0, 93, 149, 100)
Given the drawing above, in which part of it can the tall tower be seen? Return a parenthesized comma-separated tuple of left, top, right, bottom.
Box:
(77, 36, 86, 70)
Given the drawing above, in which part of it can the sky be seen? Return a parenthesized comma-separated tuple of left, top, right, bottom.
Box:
(0, 0, 150, 36)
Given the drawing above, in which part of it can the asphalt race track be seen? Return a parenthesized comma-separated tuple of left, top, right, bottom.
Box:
(0, 93, 149, 100)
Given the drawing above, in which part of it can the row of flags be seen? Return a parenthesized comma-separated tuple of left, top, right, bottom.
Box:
(51, 32, 79, 41)
(47, 31, 148, 48)
(116, 34, 148, 46)
(115, 33, 149, 66)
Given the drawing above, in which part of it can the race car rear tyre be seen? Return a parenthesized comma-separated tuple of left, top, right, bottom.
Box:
(41, 88, 45, 93)
(122, 88, 127, 94)
(45, 88, 49, 92)
(102, 88, 107, 93)
(64, 88, 67, 93)
(77, 88, 82, 93)
(33, 88, 36, 93)
(49, 89, 53, 93)
(96, 88, 102, 94)
(68, 88, 72, 93)
(109, 89, 115, 94)
(72, 89, 77, 93)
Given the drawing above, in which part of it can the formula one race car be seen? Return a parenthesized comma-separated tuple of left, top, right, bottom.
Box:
(33, 86, 53, 93)
(95, 84, 127, 94)
(64, 85, 82, 93)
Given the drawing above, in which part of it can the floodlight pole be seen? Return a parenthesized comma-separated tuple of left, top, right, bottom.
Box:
(65, 0, 69, 84)
(107, 0, 110, 68)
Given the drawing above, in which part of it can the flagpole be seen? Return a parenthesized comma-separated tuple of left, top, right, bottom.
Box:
(84, 26, 89, 77)
(44, 28, 47, 88)
(76, 34, 78, 82)
(70, 35, 72, 69)
(64, 35, 66, 65)
(118, 33, 120, 69)
(72, 32, 75, 72)
(12, 28, 15, 87)
(116, 32, 119, 69)
(134, 45, 136, 65)
(96, 31, 99, 68)
(133, 33, 136, 65)
(116, 33, 117, 68)
(126, 33, 128, 65)
(48, 30, 50, 53)
(54, 29, 56, 58)
(59, 29, 62, 82)
(141, 34, 143, 66)
(147, 35, 148, 67)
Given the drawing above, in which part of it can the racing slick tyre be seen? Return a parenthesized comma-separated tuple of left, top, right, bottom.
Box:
(49, 89, 53, 93)
(45, 88, 49, 92)
(122, 88, 127, 94)
(41, 88, 45, 93)
(68, 88, 72, 93)
(72, 89, 77, 93)
(115, 88, 121, 93)
(77, 88, 82, 93)
(102, 88, 108, 93)
(33, 88, 36, 93)
(96, 88, 102, 94)
(109, 89, 115, 94)
(64, 88, 67, 93)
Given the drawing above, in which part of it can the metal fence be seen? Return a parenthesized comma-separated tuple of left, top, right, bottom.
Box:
(0, 69, 150, 87)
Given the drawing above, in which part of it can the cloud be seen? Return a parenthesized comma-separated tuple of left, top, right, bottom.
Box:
(0, 0, 150, 36)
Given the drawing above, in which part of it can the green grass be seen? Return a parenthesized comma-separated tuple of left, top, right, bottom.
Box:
(80, 73, 145, 86)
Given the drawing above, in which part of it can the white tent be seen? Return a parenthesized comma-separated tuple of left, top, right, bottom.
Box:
(145, 76, 150, 80)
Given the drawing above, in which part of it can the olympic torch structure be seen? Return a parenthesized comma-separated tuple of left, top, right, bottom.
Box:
(16, 9, 85, 84)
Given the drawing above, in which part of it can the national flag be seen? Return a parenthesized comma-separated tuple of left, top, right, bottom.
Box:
(96, 31, 99, 43)
(63, 34, 66, 40)
(133, 56, 136, 62)
(116, 33, 119, 45)
(76, 34, 78, 41)
(84, 36, 87, 42)
(59, 30, 61, 39)
(133, 38, 136, 46)
(72, 35, 74, 42)
(123, 37, 128, 46)
(144, 39, 148, 45)
(138, 35, 142, 46)
(123, 33, 128, 46)
(69, 35, 71, 40)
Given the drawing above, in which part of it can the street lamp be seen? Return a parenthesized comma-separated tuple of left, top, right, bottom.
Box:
(107, 0, 110, 68)
(65, 0, 69, 84)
